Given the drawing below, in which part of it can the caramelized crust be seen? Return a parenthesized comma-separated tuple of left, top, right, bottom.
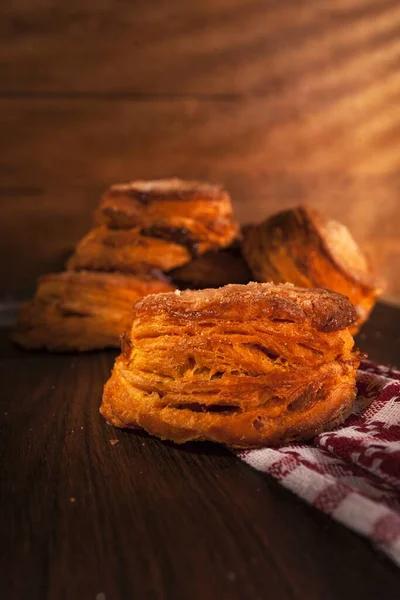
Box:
(101, 283, 360, 447)
(171, 242, 253, 288)
(242, 206, 383, 331)
(13, 271, 175, 351)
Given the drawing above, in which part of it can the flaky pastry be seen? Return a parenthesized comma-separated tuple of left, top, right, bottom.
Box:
(67, 225, 194, 273)
(96, 177, 238, 246)
(101, 282, 360, 447)
(242, 206, 383, 331)
(68, 178, 239, 274)
(13, 271, 175, 351)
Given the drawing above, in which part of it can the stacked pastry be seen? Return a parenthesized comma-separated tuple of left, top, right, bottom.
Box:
(101, 283, 361, 447)
(12, 175, 383, 448)
(241, 206, 382, 332)
(100, 202, 379, 448)
(13, 178, 238, 351)
(68, 178, 238, 274)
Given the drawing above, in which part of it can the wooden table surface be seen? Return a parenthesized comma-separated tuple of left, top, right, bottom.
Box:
(1, 301, 399, 600)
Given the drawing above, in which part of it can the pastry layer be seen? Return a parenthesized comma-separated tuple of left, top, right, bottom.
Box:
(68, 178, 239, 274)
(13, 270, 175, 351)
(241, 206, 383, 331)
(97, 178, 238, 247)
(67, 226, 195, 273)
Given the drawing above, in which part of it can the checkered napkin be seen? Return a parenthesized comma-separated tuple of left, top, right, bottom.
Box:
(237, 361, 400, 566)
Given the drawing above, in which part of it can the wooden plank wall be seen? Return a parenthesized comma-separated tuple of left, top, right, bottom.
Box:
(1, 0, 399, 300)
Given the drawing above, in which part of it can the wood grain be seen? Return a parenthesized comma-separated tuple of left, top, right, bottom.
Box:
(1, 302, 400, 600)
(1, 0, 400, 300)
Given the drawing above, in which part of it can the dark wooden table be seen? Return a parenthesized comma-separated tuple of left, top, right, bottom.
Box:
(1, 301, 399, 600)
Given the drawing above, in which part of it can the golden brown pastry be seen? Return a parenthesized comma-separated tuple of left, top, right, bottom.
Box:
(13, 271, 175, 351)
(171, 241, 252, 288)
(96, 178, 238, 247)
(68, 178, 238, 274)
(67, 226, 194, 274)
(241, 206, 382, 332)
(101, 282, 360, 448)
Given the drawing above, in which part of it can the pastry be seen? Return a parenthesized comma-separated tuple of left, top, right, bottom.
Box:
(13, 270, 175, 351)
(96, 178, 238, 248)
(16, 177, 238, 352)
(69, 178, 239, 274)
(171, 241, 252, 288)
(67, 225, 195, 273)
(101, 282, 360, 447)
(241, 206, 382, 331)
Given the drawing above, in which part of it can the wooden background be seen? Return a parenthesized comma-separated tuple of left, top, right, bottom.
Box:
(1, 0, 400, 300)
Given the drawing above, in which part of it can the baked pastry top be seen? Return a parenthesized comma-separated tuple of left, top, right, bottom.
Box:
(241, 206, 382, 331)
(68, 179, 238, 274)
(101, 282, 360, 447)
(13, 270, 175, 351)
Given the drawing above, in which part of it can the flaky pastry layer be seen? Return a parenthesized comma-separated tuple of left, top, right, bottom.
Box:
(69, 178, 239, 274)
(13, 270, 175, 351)
(101, 283, 360, 447)
(241, 206, 383, 332)
(67, 226, 194, 273)
(96, 178, 238, 245)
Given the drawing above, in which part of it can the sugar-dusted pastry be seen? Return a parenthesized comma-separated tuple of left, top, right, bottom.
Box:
(96, 178, 238, 251)
(101, 282, 360, 448)
(241, 206, 383, 332)
(13, 271, 175, 351)
(171, 241, 252, 288)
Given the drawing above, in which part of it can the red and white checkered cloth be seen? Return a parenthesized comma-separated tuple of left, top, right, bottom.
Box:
(237, 360, 400, 566)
